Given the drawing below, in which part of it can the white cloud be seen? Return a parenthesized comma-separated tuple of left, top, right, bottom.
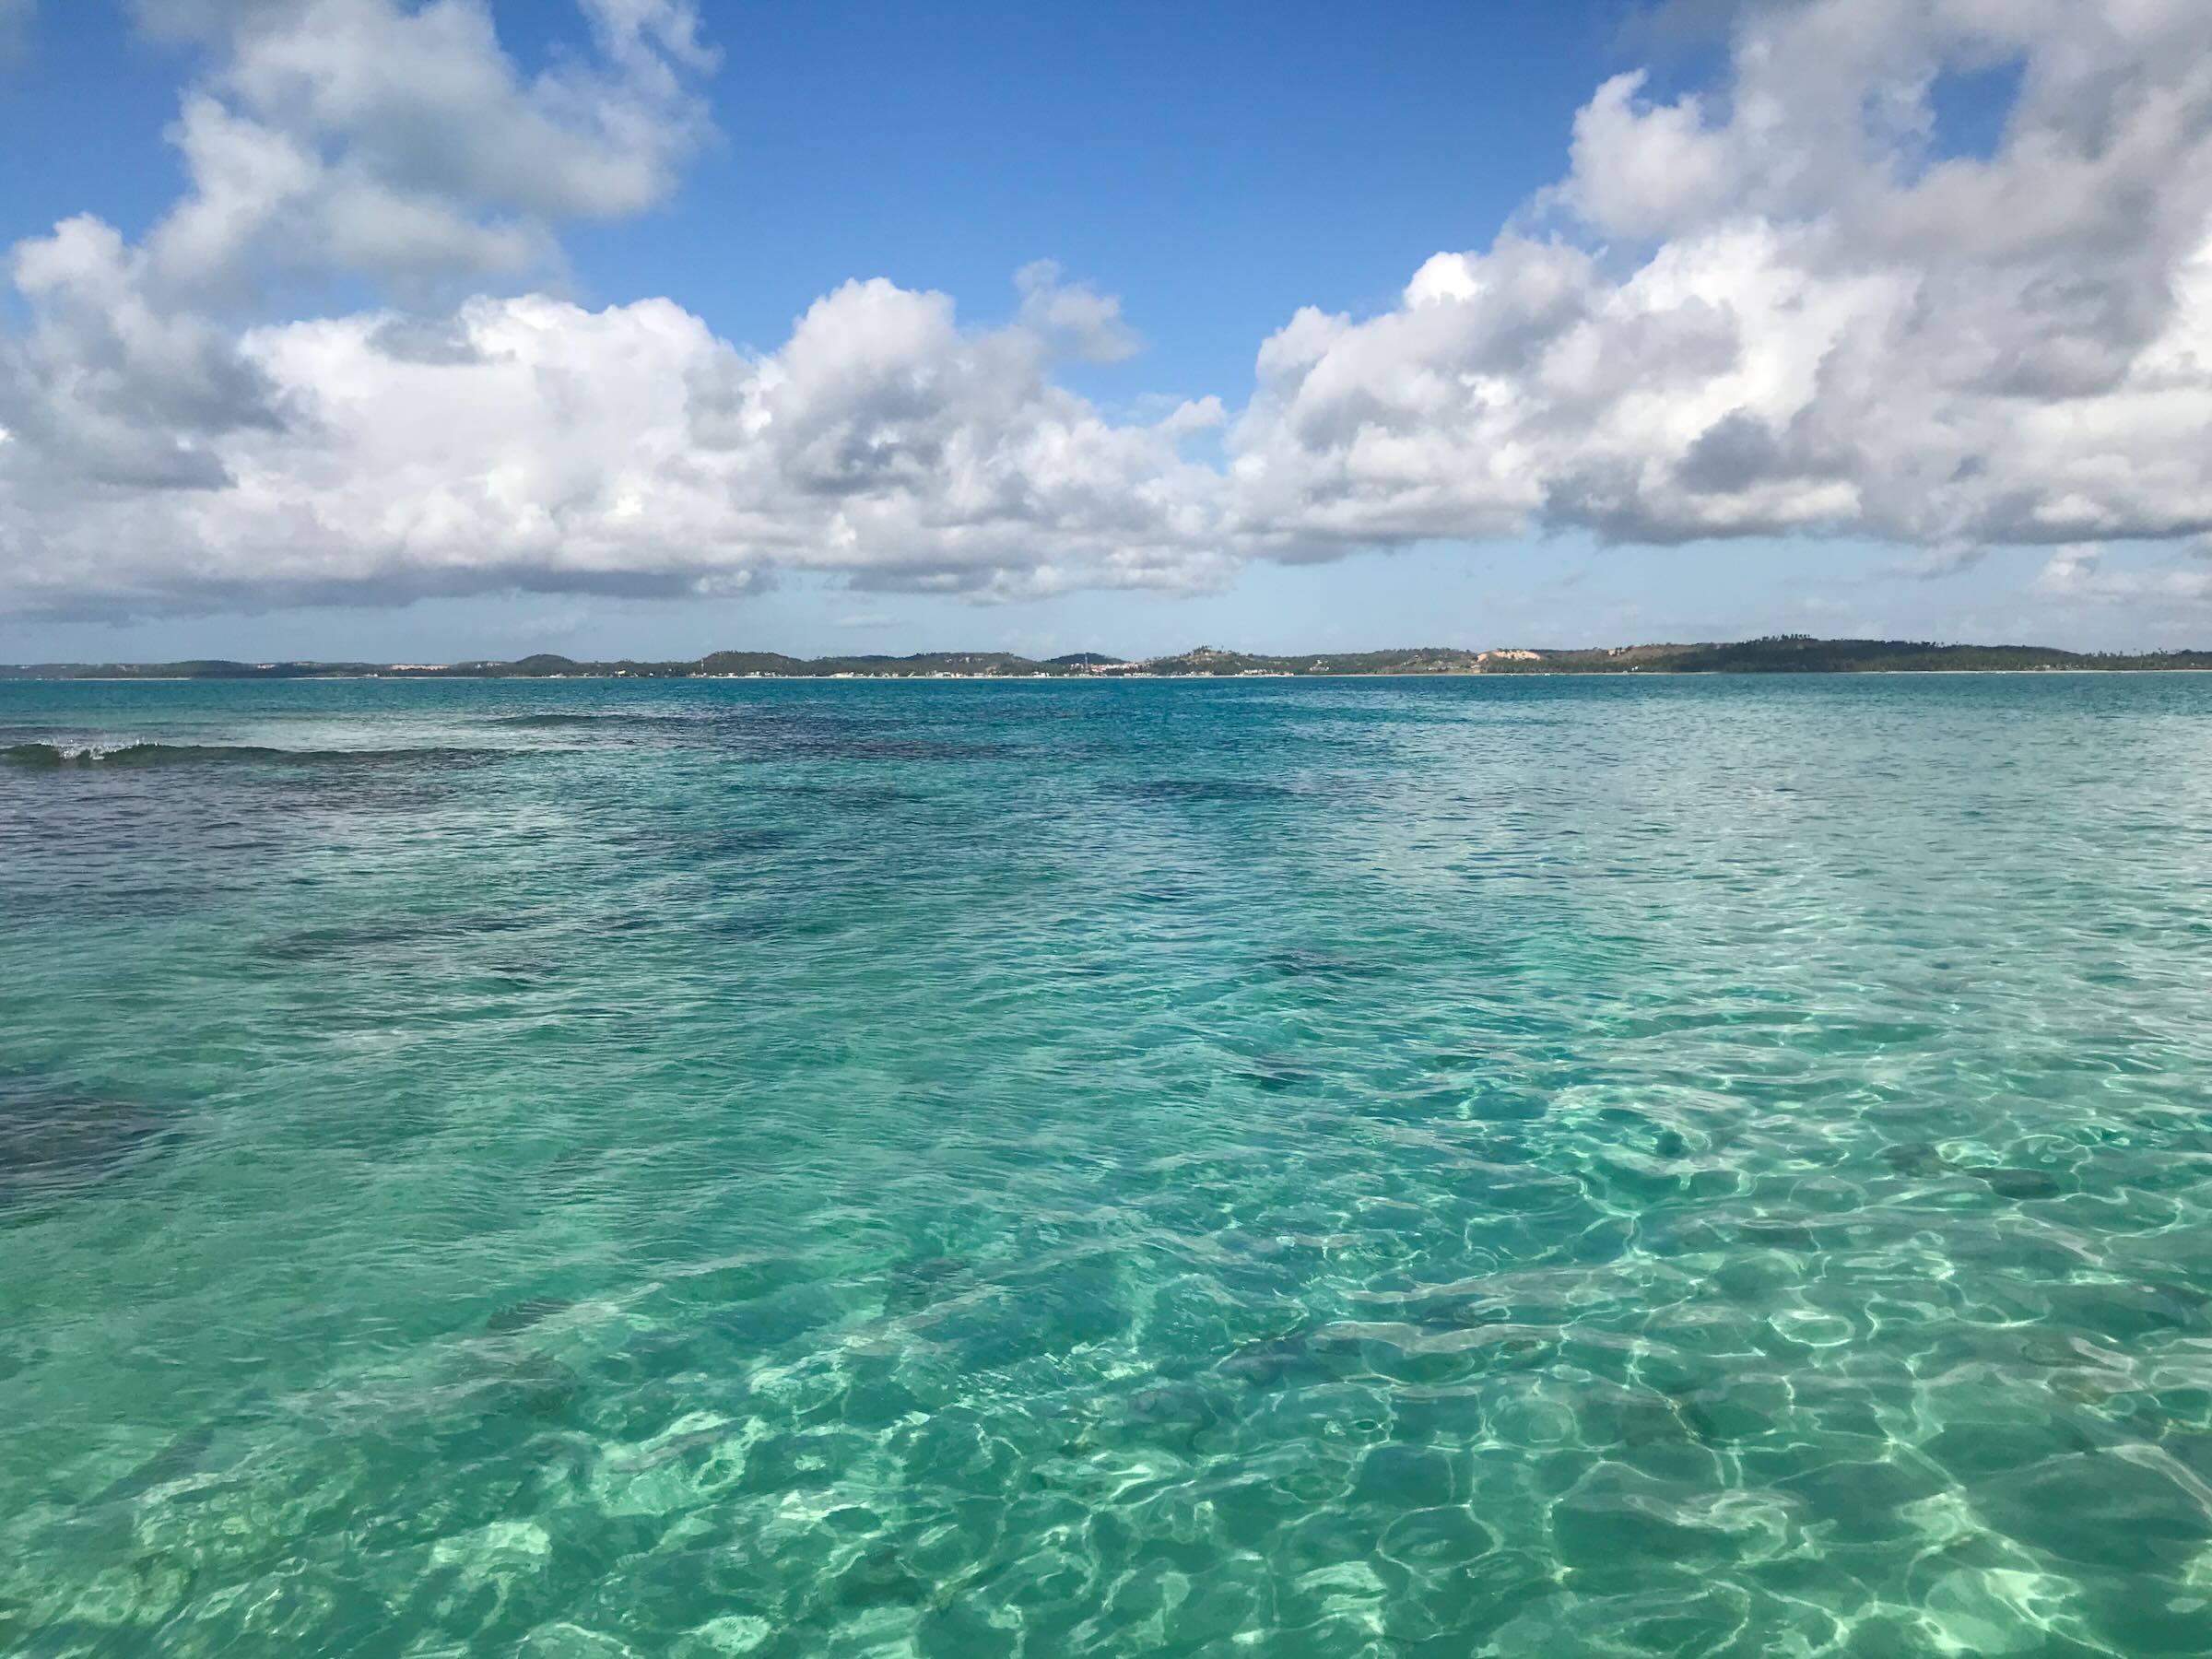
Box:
(132, 0, 712, 292)
(6, 0, 2212, 625)
(1, 215, 288, 492)
(1230, 0, 2212, 557)
(577, 0, 716, 74)
(0, 0, 719, 604)
(2034, 544, 2212, 607)
(0, 278, 1231, 616)
(1013, 260, 1143, 365)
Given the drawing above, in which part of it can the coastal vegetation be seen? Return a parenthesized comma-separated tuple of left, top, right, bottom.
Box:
(6, 636, 2209, 680)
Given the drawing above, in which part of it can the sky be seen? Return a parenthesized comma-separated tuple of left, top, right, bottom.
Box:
(1, 0, 2210, 664)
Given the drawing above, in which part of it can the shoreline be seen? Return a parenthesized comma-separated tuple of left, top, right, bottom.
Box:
(16, 667, 2212, 685)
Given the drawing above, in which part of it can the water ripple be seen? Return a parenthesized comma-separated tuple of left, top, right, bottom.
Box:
(1, 674, 2209, 1654)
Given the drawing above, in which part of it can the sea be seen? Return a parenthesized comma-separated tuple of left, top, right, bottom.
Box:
(3, 673, 2209, 1657)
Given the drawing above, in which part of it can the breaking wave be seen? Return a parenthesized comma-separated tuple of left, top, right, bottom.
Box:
(1, 741, 496, 769)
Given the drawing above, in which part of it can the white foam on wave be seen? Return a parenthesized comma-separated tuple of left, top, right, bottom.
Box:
(49, 740, 140, 760)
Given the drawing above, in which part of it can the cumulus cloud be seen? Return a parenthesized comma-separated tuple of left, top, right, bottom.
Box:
(133, 0, 713, 291)
(0, 0, 718, 609)
(1230, 0, 2212, 556)
(1, 277, 1230, 616)
(1, 215, 288, 492)
(0, 0, 1238, 617)
(6, 0, 2212, 620)
(1013, 260, 1143, 365)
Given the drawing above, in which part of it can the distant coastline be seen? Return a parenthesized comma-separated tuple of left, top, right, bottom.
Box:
(5, 636, 2209, 680)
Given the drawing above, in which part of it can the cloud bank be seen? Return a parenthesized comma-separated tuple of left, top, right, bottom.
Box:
(4, 0, 2212, 618)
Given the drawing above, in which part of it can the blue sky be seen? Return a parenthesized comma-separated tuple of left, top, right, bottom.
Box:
(2, 1, 2209, 662)
(5, 4, 1623, 373)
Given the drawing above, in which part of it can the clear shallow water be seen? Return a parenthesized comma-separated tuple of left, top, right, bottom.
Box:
(3, 674, 2211, 1658)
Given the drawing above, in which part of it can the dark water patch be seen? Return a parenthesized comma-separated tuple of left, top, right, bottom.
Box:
(1121, 1380, 1225, 1432)
(1973, 1453, 2212, 1574)
(253, 910, 545, 963)
(1590, 1107, 1692, 1163)
(703, 910, 793, 943)
(747, 735, 1016, 764)
(486, 712, 697, 730)
(484, 1295, 577, 1335)
(1462, 1088, 1553, 1124)
(479, 1355, 583, 1422)
(1880, 1140, 1953, 1178)
(837, 737, 1013, 762)
(2043, 1281, 2206, 1341)
(711, 1285, 847, 1352)
(987, 700, 1116, 724)
(1971, 1165, 2071, 1199)
(88, 1426, 216, 1507)
(704, 905, 858, 943)
(590, 910, 666, 937)
(830, 1543, 931, 1610)
(883, 1254, 970, 1316)
(1263, 948, 1394, 982)
(607, 824, 797, 860)
(1217, 1328, 1359, 1390)
(2133, 1279, 2212, 1317)
(924, 1260, 1131, 1369)
(1367, 1289, 1510, 1331)
(768, 782, 924, 815)
(460, 955, 561, 991)
(1129, 884, 1201, 906)
(1127, 778, 1299, 804)
(0, 1075, 172, 1208)
(1110, 1380, 1232, 1453)
(7, 883, 205, 924)
(697, 707, 1018, 764)
(1238, 1054, 1322, 1094)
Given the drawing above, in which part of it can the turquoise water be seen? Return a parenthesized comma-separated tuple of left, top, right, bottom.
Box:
(4, 674, 2211, 1657)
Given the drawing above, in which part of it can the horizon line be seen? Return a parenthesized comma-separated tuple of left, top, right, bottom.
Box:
(7, 634, 2212, 676)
